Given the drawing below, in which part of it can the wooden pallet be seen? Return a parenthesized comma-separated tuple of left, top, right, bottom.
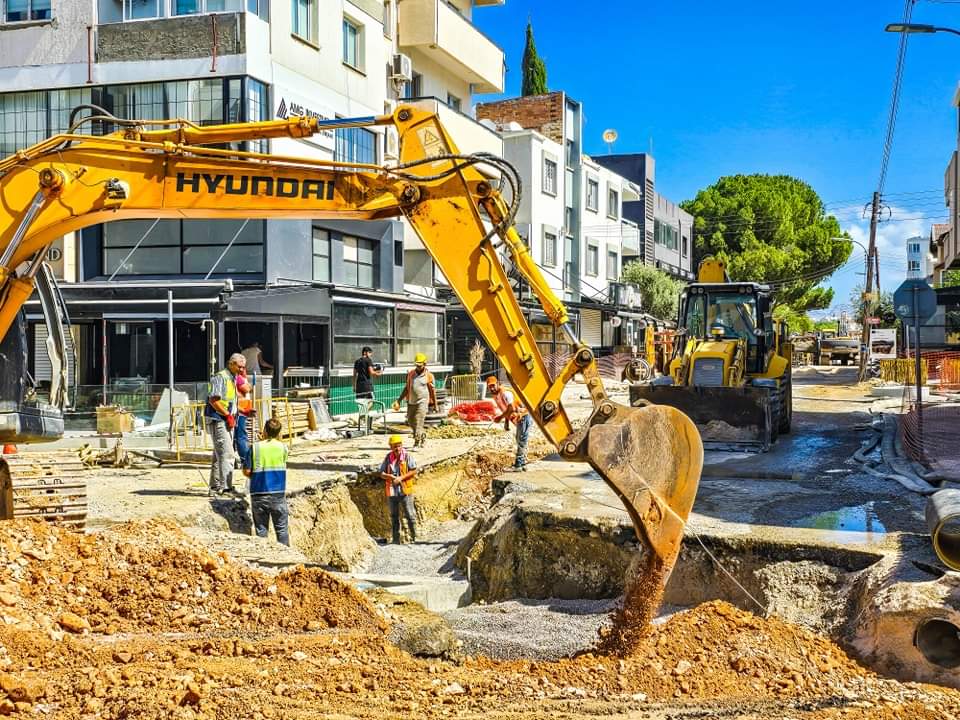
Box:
(0, 452, 88, 527)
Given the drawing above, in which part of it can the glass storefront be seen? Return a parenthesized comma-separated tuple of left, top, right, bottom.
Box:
(331, 303, 444, 368)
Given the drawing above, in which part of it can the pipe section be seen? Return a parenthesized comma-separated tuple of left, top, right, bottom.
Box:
(926, 489, 960, 571)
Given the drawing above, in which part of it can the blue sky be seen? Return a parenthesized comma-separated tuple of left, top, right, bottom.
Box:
(472, 0, 960, 316)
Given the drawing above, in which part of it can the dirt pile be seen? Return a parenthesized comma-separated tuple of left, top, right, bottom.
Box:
(0, 519, 385, 639)
(0, 520, 957, 718)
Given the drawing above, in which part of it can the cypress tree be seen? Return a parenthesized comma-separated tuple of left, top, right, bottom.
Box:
(521, 21, 547, 96)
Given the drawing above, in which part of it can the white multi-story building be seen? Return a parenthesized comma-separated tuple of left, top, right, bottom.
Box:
(906, 235, 934, 282)
(461, 92, 646, 361)
(0, 0, 503, 406)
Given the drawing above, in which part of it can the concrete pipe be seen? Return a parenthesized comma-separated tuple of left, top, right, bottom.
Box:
(926, 489, 960, 571)
(914, 618, 960, 669)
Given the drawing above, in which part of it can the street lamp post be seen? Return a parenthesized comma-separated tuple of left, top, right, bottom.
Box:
(885, 23, 960, 37)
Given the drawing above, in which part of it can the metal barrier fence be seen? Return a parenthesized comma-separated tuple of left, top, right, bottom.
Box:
(170, 396, 293, 460)
(447, 374, 481, 407)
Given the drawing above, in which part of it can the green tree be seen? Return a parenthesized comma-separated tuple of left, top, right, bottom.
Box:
(772, 304, 813, 333)
(941, 269, 960, 287)
(849, 285, 897, 326)
(621, 262, 684, 320)
(521, 21, 547, 97)
(681, 175, 851, 313)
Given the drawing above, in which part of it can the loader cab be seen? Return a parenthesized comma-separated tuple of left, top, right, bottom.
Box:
(679, 283, 775, 375)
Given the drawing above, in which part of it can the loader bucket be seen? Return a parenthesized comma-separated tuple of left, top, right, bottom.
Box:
(630, 384, 774, 452)
(585, 402, 703, 588)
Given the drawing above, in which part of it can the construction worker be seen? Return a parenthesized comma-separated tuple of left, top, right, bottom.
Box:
(243, 417, 290, 546)
(393, 352, 436, 449)
(486, 375, 531, 471)
(205, 352, 245, 496)
(379, 434, 418, 544)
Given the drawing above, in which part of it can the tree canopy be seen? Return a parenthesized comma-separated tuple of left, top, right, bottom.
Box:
(521, 22, 547, 96)
(680, 175, 851, 314)
(849, 285, 897, 327)
(621, 262, 684, 320)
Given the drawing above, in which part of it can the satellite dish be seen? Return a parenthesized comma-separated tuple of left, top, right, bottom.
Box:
(602, 128, 618, 153)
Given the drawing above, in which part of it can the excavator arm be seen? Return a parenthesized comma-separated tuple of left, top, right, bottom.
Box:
(0, 105, 702, 589)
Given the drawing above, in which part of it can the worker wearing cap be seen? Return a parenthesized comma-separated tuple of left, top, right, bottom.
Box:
(379, 434, 418, 543)
(486, 375, 532, 471)
(392, 353, 436, 449)
(204, 352, 245, 496)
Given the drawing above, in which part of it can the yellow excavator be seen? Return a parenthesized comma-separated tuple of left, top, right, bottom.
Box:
(632, 258, 792, 452)
(0, 105, 702, 594)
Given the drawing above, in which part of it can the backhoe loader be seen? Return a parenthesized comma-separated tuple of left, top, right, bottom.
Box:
(631, 258, 792, 451)
(0, 104, 703, 598)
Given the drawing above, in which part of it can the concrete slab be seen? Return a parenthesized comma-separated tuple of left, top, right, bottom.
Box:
(342, 573, 472, 612)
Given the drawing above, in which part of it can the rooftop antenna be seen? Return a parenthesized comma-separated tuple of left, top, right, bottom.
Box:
(602, 128, 618, 154)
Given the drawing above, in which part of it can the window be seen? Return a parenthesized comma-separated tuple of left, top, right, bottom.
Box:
(654, 219, 679, 251)
(335, 126, 377, 164)
(586, 243, 599, 276)
(343, 16, 363, 70)
(542, 156, 558, 196)
(103, 219, 265, 276)
(542, 230, 558, 267)
(403, 72, 423, 99)
(586, 178, 599, 212)
(312, 228, 330, 282)
(445, 92, 462, 112)
(909, 260, 921, 272)
(607, 187, 619, 220)
(292, 0, 316, 44)
(333, 304, 393, 367)
(682, 235, 689, 258)
(247, 0, 268, 20)
(909, 242, 921, 254)
(606, 249, 618, 281)
(565, 139, 575, 168)
(397, 310, 442, 365)
(343, 236, 376, 288)
(5, 0, 51, 21)
(382, 1, 392, 37)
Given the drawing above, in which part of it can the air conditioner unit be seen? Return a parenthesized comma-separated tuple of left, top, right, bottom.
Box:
(391, 53, 413, 83)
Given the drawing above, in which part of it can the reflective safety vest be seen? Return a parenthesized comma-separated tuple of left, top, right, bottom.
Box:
(205, 368, 238, 420)
(383, 450, 415, 497)
(249, 439, 288, 495)
(493, 388, 527, 417)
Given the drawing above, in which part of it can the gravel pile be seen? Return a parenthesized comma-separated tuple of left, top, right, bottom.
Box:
(443, 598, 617, 660)
(366, 520, 472, 577)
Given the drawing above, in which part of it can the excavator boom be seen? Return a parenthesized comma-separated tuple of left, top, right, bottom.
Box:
(0, 105, 702, 601)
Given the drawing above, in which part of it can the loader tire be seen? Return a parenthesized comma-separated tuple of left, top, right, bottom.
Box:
(778, 368, 792, 435)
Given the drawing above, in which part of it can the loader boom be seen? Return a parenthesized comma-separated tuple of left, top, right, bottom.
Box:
(0, 106, 702, 595)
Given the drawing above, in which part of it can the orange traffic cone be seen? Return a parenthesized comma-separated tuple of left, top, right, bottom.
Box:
(2, 445, 16, 455)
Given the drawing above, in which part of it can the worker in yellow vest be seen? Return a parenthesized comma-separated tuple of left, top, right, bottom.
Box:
(205, 352, 245, 496)
(242, 417, 289, 546)
(379, 434, 418, 543)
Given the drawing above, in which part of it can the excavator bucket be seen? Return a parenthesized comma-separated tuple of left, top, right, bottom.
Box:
(630, 384, 774, 452)
(585, 402, 703, 587)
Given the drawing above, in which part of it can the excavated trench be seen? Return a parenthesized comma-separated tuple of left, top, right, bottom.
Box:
(275, 454, 960, 690)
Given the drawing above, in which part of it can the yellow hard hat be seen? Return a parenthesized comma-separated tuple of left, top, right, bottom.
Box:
(388, 434, 403, 446)
(414, 352, 427, 364)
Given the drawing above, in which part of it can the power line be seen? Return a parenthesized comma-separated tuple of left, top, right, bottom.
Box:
(878, 0, 915, 193)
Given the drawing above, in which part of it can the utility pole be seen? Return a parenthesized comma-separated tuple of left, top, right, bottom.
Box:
(859, 191, 880, 380)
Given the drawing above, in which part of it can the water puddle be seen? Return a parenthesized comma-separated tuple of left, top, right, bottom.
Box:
(790, 502, 887, 537)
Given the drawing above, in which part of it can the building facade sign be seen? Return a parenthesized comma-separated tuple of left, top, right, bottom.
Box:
(869, 328, 897, 360)
(274, 91, 336, 150)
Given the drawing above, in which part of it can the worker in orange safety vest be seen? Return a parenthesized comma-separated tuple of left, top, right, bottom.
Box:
(486, 375, 532, 471)
(379, 434, 418, 543)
